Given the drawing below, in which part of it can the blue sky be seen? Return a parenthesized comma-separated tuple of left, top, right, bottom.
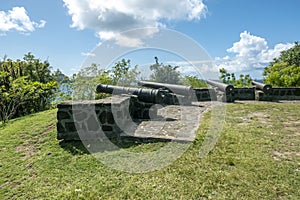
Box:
(0, 0, 299, 79)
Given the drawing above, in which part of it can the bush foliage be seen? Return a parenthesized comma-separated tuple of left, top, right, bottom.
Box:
(0, 53, 58, 123)
(263, 42, 300, 86)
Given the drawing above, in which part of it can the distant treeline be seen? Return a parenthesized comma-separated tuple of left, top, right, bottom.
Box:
(63, 58, 208, 101)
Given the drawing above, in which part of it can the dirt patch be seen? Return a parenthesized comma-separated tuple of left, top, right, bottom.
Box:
(0, 182, 9, 188)
(15, 145, 36, 157)
(273, 150, 300, 161)
(283, 121, 300, 136)
(245, 112, 271, 124)
(43, 124, 55, 134)
(273, 132, 300, 161)
(283, 121, 300, 127)
(273, 151, 295, 161)
(237, 118, 251, 126)
(248, 112, 270, 118)
(38, 125, 55, 139)
(284, 126, 300, 132)
(14, 125, 54, 158)
(289, 132, 300, 137)
(0, 181, 21, 189)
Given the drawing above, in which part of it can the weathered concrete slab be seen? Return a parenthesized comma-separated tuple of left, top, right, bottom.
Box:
(121, 102, 212, 142)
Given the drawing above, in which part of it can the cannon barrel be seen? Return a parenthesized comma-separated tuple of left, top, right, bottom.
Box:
(96, 84, 164, 104)
(137, 81, 193, 97)
(206, 80, 234, 94)
(252, 81, 272, 94)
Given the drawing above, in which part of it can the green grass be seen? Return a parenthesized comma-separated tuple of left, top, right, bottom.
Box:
(0, 103, 299, 199)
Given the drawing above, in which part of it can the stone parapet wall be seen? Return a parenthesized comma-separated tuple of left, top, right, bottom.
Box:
(195, 87, 300, 101)
(271, 88, 300, 100)
(234, 88, 255, 100)
(194, 88, 255, 102)
(194, 88, 216, 101)
(257, 88, 300, 101)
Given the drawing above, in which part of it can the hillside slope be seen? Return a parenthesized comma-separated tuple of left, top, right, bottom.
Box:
(0, 103, 299, 199)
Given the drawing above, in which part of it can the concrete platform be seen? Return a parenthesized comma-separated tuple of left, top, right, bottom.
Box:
(121, 102, 212, 142)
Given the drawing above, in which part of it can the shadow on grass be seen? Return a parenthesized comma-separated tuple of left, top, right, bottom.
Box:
(59, 140, 90, 155)
(59, 136, 171, 155)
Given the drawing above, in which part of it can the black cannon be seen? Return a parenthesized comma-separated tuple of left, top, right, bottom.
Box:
(138, 81, 195, 105)
(137, 81, 193, 97)
(206, 79, 235, 102)
(96, 84, 164, 104)
(252, 81, 272, 94)
(206, 80, 234, 95)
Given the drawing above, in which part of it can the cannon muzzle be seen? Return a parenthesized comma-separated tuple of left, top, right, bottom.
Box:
(206, 79, 235, 94)
(252, 81, 272, 94)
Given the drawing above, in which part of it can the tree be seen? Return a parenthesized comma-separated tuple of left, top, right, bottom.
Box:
(0, 77, 57, 123)
(52, 69, 70, 84)
(71, 63, 112, 100)
(181, 76, 207, 88)
(111, 59, 140, 86)
(71, 59, 140, 100)
(219, 68, 252, 87)
(0, 53, 58, 123)
(263, 42, 300, 86)
(149, 57, 181, 84)
(52, 69, 73, 102)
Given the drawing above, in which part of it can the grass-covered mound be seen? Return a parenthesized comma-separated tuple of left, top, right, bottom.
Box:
(0, 103, 299, 199)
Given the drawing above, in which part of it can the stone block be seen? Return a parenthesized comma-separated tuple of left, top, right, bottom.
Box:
(106, 112, 115, 124)
(57, 122, 65, 133)
(57, 96, 132, 141)
(102, 125, 113, 132)
(73, 111, 88, 122)
(65, 122, 78, 132)
(57, 111, 70, 120)
(234, 88, 255, 100)
(86, 115, 100, 132)
(98, 111, 107, 124)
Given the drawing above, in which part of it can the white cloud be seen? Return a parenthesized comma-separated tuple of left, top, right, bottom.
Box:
(215, 31, 294, 73)
(165, 60, 219, 79)
(37, 20, 46, 28)
(63, 0, 207, 46)
(81, 52, 96, 57)
(0, 7, 46, 34)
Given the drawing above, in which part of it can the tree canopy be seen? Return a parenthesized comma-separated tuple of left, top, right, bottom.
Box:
(71, 59, 140, 100)
(148, 57, 207, 88)
(263, 42, 300, 87)
(149, 57, 181, 84)
(0, 53, 58, 123)
(219, 68, 252, 87)
(181, 76, 207, 88)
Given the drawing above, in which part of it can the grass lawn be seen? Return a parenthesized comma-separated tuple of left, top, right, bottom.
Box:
(0, 103, 299, 199)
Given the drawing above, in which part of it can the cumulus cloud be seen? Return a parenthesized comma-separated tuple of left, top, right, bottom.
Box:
(63, 0, 207, 46)
(0, 7, 46, 34)
(215, 31, 294, 73)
